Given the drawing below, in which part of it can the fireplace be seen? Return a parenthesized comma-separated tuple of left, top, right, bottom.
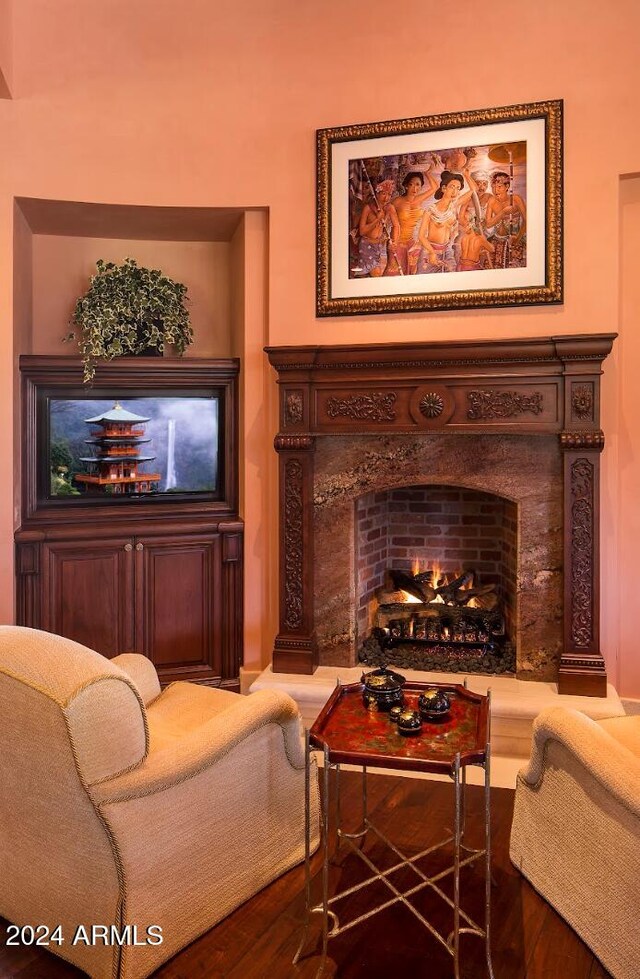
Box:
(267, 335, 615, 697)
(355, 485, 517, 675)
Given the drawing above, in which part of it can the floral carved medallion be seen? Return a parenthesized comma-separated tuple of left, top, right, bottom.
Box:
(418, 392, 445, 418)
(571, 383, 593, 421)
(285, 392, 304, 426)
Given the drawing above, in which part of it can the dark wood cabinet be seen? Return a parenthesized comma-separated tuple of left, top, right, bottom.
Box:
(15, 357, 243, 690)
(134, 531, 223, 685)
(40, 537, 135, 655)
(17, 523, 243, 688)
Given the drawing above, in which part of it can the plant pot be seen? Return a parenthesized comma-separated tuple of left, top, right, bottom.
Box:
(133, 345, 163, 357)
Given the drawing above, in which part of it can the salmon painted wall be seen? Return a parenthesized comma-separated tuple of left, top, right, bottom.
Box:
(0, 0, 12, 98)
(1, 0, 640, 692)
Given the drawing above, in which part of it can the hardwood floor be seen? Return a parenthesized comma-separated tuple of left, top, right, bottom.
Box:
(0, 772, 611, 979)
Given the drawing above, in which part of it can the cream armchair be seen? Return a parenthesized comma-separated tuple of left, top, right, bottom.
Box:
(0, 626, 319, 979)
(509, 706, 640, 979)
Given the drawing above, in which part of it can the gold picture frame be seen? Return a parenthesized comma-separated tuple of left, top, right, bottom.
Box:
(317, 99, 563, 316)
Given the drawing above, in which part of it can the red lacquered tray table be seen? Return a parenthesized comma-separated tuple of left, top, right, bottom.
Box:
(294, 679, 494, 979)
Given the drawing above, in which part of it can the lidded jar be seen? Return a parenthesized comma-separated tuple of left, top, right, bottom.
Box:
(396, 709, 422, 736)
(361, 666, 405, 712)
(418, 687, 451, 720)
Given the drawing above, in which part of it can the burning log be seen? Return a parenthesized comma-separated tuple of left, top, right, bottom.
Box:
(375, 567, 498, 612)
(375, 586, 412, 606)
(386, 570, 435, 603)
(461, 585, 499, 611)
(434, 571, 474, 604)
(455, 583, 499, 610)
(414, 569, 443, 588)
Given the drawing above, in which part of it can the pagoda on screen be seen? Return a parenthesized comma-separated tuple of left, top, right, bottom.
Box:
(75, 402, 161, 495)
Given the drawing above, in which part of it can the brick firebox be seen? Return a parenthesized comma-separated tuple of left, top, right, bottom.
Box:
(266, 335, 616, 697)
(355, 486, 518, 654)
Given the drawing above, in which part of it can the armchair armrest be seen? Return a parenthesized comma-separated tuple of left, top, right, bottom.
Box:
(89, 688, 305, 804)
(111, 653, 161, 706)
(520, 707, 640, 817)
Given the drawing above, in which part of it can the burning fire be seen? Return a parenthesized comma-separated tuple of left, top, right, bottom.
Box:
(402, 560, 478, 606)
(400, 591, 422, 604)
(411, 557, 444, 586)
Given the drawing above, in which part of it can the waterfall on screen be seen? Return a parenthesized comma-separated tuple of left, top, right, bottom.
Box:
(165, 418, 177, 490)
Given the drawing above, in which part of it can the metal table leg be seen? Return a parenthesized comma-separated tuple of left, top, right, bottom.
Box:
(453, 752, 461, 979)
(485, 742, 495, 979)
(293, 730, 312, 968)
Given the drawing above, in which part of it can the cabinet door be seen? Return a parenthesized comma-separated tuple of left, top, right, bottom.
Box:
(41, 539, 135, 657)
(134, 533, 222, 685)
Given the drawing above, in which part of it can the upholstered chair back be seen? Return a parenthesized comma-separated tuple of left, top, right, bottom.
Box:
(0, 626, 148, 785)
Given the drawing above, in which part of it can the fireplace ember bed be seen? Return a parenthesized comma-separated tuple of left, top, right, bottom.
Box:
(361, 566, 515, 675)
(267, 335, 616, 697)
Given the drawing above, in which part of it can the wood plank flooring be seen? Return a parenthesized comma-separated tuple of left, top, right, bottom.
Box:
(0, 772, 612, 978)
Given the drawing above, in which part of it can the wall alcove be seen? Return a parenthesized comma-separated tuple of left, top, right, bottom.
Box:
(12, 197, 271, 686)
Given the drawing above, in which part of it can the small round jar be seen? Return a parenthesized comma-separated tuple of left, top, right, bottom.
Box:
(418, 687, 451, 721)
(396, 709, 422, 736)
(361, 666, 406, 712)
(389, 704, 404, 723)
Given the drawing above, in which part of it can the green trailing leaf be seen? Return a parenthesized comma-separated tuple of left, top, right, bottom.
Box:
(64, 257, 194, 382)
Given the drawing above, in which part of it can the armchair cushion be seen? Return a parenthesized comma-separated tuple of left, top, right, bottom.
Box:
(145, 680, 241, 750)
(90, 687, 306, 804)
(598, 713, 640, 757)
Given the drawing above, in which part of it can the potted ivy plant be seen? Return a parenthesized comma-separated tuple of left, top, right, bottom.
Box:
(65, 257, 194, 382)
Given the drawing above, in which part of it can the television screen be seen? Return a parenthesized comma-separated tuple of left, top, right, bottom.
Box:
(47, 394, 220, 501)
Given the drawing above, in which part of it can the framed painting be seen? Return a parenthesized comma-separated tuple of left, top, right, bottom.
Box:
(316, 99, 563, 316)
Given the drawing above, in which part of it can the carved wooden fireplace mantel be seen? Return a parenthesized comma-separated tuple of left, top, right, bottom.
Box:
(266, 334, 616, 697)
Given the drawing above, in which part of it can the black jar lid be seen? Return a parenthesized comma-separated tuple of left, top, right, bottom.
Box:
(361, 666, 406, 694)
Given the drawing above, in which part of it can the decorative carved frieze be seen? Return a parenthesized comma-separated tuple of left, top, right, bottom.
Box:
(560, 431, 604, 451)
(418, 392, 444, 418)
(284, 391, 304, 426)
(571, 383, 594, 421)
(570, 458, 594, 648)
(562, 656, 603, 669)
(283, 460, 304, 631)
(274, 637, 311, 649)
(467, 390, 544, 419)
(326, 392, 397, 422)
(274, 435, 315, 451)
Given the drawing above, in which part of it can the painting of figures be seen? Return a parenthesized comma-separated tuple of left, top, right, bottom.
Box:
(316, 100, 562, 315)
(348, 142, 526, 280)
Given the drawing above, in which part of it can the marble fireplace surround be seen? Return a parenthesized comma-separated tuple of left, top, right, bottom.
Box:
(266, 334, 616, 697)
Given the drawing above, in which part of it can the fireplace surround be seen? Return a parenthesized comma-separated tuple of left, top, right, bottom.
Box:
(266, 335, 615, 697)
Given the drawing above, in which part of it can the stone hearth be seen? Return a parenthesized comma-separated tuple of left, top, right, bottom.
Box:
(266, 335, 615, 696)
